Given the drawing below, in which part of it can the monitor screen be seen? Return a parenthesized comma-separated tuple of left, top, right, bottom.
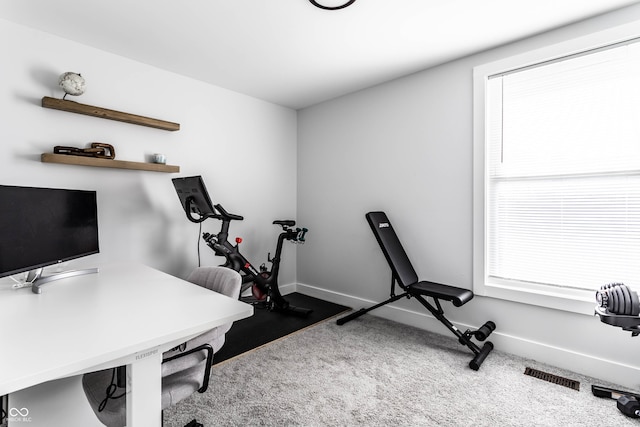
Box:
(172, 176, 216, 217)
(0, 185, 99, 278)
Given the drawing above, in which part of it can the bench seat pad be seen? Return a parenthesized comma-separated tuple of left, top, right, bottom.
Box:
(409, 281, 474, 307)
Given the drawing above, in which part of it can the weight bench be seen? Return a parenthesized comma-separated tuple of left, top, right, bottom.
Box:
(337, 211, 495, 370)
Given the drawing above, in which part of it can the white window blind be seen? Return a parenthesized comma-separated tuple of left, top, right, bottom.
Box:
(486, 41, 640, 293)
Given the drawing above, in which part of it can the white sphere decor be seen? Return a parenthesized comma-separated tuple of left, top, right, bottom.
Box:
(58, 72, 86, 98)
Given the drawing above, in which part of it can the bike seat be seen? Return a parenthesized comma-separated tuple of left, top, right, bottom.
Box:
(273, 220, 295, 227)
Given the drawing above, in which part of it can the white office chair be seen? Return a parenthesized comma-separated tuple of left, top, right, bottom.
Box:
(82, 267, 242, 427)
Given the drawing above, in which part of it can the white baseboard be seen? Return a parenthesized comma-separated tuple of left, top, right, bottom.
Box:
(295, 283, 640, 390)
(279, 282, 297, 295)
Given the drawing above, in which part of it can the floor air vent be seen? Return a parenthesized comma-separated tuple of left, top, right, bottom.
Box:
(524, 367, 580, 391)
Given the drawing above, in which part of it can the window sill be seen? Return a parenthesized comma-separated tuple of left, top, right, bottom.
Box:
(479, 280, 596, 315)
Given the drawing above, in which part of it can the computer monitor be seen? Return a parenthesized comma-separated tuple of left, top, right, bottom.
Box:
(172, 176, 216, 222)
(0, 185, 99, 285)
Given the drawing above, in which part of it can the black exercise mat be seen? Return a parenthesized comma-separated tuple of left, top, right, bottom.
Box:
(214, 292, 350, 364)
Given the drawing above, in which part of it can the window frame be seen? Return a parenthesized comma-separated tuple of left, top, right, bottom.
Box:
(473, 20, 640, 314)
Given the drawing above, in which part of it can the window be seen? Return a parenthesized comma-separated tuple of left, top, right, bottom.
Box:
(473, 23, 640, 313)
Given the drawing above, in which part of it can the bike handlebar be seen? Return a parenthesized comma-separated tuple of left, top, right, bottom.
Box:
(214, 203, 244, 221)
(193, 199, 308, 244)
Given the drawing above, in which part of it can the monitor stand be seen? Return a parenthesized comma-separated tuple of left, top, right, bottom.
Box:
(29, 267, 99, 294)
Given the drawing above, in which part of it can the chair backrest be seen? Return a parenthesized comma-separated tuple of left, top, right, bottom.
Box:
(187, 266, 242, 299)
(182, 266, 242, 350)
(366, 211, 419, 287)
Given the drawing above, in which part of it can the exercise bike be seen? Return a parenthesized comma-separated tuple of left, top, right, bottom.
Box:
(173, 176, 312, 317)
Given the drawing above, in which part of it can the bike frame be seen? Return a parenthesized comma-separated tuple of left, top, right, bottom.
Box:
(186, 200, 311, 316)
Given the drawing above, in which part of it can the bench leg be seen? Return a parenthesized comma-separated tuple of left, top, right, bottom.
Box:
(337, 291, 495, 370)
(336, 293, 408, 325)
(413, 294, 494, 370)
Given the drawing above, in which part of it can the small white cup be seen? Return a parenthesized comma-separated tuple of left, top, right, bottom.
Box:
(152, 153, 166, 164)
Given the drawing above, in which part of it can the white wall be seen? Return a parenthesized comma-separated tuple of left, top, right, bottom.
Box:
(0, 18, 298, 285)
(297, 5, 640, 389)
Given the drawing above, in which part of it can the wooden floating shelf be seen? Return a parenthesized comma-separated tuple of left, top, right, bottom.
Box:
(41, 97, 180, 131)
(41, 153, 180, 173)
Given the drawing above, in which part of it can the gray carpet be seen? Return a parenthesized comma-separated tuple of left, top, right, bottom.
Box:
(164, 314, 637, 426)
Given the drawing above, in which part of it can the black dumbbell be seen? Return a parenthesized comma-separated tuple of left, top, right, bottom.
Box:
(618, 395, 640, 418)
(596, 283, 640, 316)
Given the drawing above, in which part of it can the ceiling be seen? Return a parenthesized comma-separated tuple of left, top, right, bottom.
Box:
(1, 0, 639, 109)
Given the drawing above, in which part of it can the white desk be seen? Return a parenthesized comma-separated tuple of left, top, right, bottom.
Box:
(0, 263, 253, 426)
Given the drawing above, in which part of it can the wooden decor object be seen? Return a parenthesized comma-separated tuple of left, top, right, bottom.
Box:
(41, 97, 180, 131)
